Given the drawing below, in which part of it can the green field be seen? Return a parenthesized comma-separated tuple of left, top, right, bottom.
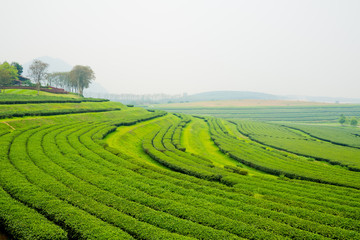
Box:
(1, 94, 360, 239)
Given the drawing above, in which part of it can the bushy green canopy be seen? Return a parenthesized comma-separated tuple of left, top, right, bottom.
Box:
(0, 62, 19, 80)
(0, 62, 19, 91)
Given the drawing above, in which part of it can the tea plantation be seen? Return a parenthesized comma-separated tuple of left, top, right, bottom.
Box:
(1, 93, 360, 239)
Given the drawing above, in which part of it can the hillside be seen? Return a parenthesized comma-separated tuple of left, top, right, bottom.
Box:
(0, 93, 359, 239)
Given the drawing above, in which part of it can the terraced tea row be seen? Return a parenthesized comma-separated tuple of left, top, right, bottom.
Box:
(0, 93, 108, 104)
(0, 101, 123, 119)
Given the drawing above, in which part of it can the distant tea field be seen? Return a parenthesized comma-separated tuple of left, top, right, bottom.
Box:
(155, 99, 330, 107)
(1, 94, 360, 239)
(152, 100, 360, 122)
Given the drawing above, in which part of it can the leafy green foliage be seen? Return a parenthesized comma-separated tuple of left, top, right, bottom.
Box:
(0, 62, 19, 92)
(10, 62, 23, 75)
(0, 69, 13, 91)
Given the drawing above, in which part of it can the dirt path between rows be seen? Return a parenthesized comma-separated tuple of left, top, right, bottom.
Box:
(1, 122, 15, 130)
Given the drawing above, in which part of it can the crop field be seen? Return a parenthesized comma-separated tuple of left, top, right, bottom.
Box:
(1, 94, 360, 239)
(154, 99, 330, 107)
(153, 103, 360, 122)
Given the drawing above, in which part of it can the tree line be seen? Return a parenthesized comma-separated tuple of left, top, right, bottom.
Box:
(0, 59, 95, 96)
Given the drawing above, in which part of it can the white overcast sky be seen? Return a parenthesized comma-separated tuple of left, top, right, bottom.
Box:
(1, 0, 359, 98)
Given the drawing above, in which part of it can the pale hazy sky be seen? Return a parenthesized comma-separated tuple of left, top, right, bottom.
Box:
(1, 0, 359, 98)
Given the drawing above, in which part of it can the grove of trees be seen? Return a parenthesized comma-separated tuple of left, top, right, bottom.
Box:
(0, 59, 97, 97)
(47, 65, 95, 96)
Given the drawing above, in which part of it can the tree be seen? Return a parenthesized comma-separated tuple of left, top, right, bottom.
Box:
(339, 114, 346, 125)
(350, 117, 358, 127)
(11, 62, 23, 75)
(28, 60, 49, 95)
(0, 69, 13, 93)
(0, 62, 19, 92)
(70, 65, 95, 96)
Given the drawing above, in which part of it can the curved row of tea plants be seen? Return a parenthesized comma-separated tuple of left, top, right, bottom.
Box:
(0, 101, 123, 119)
(282, 123, 360, 148)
